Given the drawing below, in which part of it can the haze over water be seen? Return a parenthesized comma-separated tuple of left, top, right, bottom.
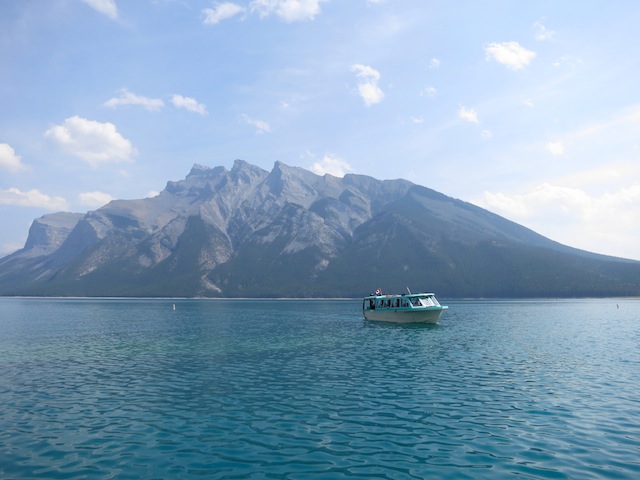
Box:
(1, 297, 639, 479)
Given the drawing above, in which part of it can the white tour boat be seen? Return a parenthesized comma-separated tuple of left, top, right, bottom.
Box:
(362, 289, 448, 324)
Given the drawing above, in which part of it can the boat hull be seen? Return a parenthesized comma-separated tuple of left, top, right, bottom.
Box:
(363, 306, 447, 324)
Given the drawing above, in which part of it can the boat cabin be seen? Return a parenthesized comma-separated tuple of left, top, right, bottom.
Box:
(365, 293, 441, 311)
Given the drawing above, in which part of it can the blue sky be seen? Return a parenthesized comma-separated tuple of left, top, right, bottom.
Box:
(1, 0, 639, 261)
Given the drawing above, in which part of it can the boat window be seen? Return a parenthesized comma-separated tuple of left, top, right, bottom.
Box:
(415, 296, 435, 307)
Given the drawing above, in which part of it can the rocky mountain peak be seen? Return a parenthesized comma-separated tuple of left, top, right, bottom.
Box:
(187, 163, 212, 176)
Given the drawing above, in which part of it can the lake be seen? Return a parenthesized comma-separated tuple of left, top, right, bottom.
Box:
(1, 297, 639, 479)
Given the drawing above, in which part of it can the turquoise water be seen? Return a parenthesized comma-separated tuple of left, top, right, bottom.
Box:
(1, 297, 639, 479)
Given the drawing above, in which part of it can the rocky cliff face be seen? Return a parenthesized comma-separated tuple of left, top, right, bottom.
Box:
(1, 160, 639, 297)
(21, 212, 84, 258)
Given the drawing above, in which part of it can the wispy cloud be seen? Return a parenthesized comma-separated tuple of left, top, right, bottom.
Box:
(0, 187, 68, 210)
(479, 183, 640, 260)
(81, 0, 118, 20)
(420, 86, 436, 97)
(552, 55, 582, 69)
(428, 58, 440, 69)
(351, 64, 384, 106)
(485, 41, 536, 70)
(1, 242, 23, 257)
(171, 95, 208, 115)
(104, 90, 207, 115)
(0, 143, 30, 173)
(202, 2, 246, 24)
(250, 0, 324, 22)
(78, 191, 114, 208)
(104, 88, 165, 111)
(44, 116, 136, 166)
(533, 21, 555, 41)
(239, 114, 271, 134)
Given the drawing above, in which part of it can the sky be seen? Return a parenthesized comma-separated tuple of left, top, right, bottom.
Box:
(1, 0, 640, 261)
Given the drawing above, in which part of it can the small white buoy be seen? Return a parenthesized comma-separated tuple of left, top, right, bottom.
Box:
(173, 303, 176, 311)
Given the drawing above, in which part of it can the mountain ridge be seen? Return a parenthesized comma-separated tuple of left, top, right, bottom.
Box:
(1, 160, 638, 298)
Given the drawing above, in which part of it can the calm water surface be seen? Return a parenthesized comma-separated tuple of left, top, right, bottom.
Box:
(1, 297, 639, 479)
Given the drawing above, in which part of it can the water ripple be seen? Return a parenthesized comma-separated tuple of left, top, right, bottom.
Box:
(1, 298, 639, 479)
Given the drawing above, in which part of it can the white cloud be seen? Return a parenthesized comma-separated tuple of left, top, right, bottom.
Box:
(239, 114, 272, 134)
(533, 21, 555, 41)
(479, 183, 640, 260)
(485, 41, 536, 70)
(351, 64, 384, 106)
(356, 82, 385, 106)
(104, 88, 165, 111)
(0, 187, 68, 210)
(410, 116, 424, 124)
(44, 116, 136, 166)
(78, 191, 113, 208)
(171, 95, 208, 115)
(203, 3, 246, 24)
(309, 154, 353, 177)
(81, 0, 118, 20)
(0, 143, 30, 173)
(547, 140, 565, 156)
(250, 0, 323, 22)
(459, 106, 479, 123)
(428, 58, 440, 69)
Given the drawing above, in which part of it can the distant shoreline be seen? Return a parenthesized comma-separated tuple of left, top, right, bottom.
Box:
(2, 295, 639, 300)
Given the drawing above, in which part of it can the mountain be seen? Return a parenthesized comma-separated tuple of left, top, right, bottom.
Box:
(1, 160, 639, 298)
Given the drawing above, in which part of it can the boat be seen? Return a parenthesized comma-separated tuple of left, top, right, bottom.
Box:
(362, 289, 448, 324)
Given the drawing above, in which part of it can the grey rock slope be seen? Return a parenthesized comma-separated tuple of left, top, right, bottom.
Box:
(1, 160, 639, 297)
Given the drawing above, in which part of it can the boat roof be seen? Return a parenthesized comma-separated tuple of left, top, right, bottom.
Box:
(364, 292, 436, 299)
